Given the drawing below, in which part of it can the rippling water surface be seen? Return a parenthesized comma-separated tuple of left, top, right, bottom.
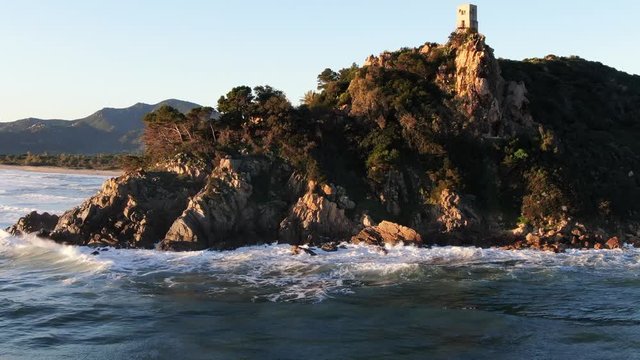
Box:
(2, 168, 640, 359)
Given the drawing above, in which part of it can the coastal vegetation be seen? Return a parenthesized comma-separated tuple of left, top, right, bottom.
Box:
(0, 153, 125, 170)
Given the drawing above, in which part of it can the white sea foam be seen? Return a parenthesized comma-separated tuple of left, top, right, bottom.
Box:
(0, 231, 108, 274)
(3, 230, 640, 303)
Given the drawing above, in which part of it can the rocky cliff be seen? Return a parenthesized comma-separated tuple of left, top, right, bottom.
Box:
(445, 32, 536, 136)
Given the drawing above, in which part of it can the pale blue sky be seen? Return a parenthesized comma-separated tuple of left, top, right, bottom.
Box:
(0, 0, 638, 121)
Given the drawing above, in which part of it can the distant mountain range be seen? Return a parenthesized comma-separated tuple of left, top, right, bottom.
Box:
(0, 99, 206, 154)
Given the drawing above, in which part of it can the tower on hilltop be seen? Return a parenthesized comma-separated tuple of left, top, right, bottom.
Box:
(456, 4, 478, 32)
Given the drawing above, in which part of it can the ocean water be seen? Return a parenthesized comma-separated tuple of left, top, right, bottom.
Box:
(1, 169, 640, 359)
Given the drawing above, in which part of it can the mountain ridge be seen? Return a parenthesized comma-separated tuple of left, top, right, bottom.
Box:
(0, 99, 207, 154)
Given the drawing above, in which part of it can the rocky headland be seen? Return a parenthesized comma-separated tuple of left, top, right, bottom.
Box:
(8, 31, 640, 253)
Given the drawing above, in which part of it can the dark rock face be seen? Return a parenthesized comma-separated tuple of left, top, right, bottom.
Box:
(7, 211, 59, 237)
(49, 170, 200, 248)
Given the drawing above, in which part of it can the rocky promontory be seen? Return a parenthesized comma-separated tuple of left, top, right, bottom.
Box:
(8, 30, 640, 252)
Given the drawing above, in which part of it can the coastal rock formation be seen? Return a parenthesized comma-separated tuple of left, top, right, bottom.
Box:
(501, 221, 633, 253)
(159, 153, 212, 182)
(364, 32, 536, 138)
(351, 221, 422, 247)
(7, 211, 59, 237)
(49, 171, 199, 248)
(160, 157, 290, 251)
(446, 32, 535, 136)
(279, 188, 360, 245)
(436, 188, 481, 233)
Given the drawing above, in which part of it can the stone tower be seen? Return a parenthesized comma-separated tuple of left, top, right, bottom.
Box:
(456, 4, 478, 32)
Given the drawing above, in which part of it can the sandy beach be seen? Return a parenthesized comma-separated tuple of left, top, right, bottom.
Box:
(0, 164, 122, 176)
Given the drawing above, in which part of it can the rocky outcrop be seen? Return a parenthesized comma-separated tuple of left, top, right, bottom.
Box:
(159, 153, 212, 182)
(9, 32, 637, 254)
(436, 188, 481, 232)
(279, 182, 360, 245)
(351, 221, 422, 247)
(7, 211, 59, 237)
(49, 171, 199, 248)
(446, 31, 535, 137)
(502, 220, 634, 252)
(159, 157, 290, 251)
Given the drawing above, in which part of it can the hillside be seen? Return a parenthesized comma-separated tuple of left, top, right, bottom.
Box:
(0, 99, 206, 154)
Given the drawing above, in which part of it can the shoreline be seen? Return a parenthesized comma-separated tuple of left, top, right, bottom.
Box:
(0, 164, 122, 176)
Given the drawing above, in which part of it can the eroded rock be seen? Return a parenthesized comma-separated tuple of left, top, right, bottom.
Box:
(351, 221, 422, 247)
(437, 188, 481, 233)
(49, 171, 199, 248)
(160, 157, 291, 251)
(6, 211, 59, 237)
(279, 190, 359, 245)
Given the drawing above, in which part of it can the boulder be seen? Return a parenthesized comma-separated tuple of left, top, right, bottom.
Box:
(320, 242, 339, 252)
(625, 237, 640, 248)
(291, 245, 317, 256)
(351, 221, 422, 247)
(605, 237, 621, 250)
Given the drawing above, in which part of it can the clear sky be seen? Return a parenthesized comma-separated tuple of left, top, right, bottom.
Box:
(0, 0, 638, 122)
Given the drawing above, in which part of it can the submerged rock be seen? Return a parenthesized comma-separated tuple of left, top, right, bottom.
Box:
(291, 245, 317, 256)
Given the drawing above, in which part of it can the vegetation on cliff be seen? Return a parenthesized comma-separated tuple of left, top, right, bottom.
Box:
(135, 32, 639, 243)
(500, 56, 640, 224)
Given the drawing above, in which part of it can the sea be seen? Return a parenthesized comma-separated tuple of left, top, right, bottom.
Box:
(1, 168, 640, 359)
